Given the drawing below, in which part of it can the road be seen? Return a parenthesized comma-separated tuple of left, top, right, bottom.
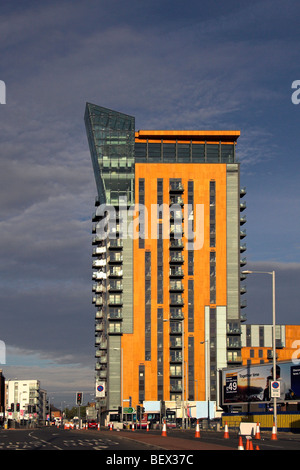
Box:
(0, 426, 156, 451)
(0, 426, 299, 452)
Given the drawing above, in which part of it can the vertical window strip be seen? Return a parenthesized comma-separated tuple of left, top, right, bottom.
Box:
(139, 364, 145, 403)
(188, 336, 194, 400)
(145, 251, 151, 361)
(188, 279, 194, 332)
(157, 180, 164, 304)
(139, 178, 145, 249)
(188, 181, 194, 275)
(157, 308, 164, 401)
(210, 180, 216, 248)
(209, 307, 216, 400)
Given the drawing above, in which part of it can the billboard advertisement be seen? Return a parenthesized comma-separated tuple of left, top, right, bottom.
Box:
(222, 361, 300, 404)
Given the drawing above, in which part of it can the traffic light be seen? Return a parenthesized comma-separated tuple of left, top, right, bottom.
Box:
(11, 403, 14, 412)
(16, 403, 20, 412)
(136, 405, 141, 420)
(76, 392, 83, 405)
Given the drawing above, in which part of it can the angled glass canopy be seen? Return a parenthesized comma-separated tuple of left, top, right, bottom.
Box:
(85, 103, 135, 206)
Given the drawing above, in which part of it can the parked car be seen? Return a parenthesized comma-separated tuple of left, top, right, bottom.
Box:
(88, 420, 98, 429)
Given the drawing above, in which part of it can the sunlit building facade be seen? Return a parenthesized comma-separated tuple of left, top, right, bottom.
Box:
(85, 103, 245, 418)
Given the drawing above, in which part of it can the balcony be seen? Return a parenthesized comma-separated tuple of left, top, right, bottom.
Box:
(92, 236, 104, 245)
(240, 187, 247, 197)
(92, 296, 103, 306)
(108, 309, 122, 320)
(169, 267, 184, 278)
(170, 252, 184, 264)
(93, 259, 106, 268)
(170, 225, 183, 238)
(109, 239, 123, 249)
(169, 281, 184, 292)
(108, 323, 122, 335)
(169, 337, 183, 349)
(227, 353, 242, 364)
(170, 351, 183, 363)
(240, 216, 247, 225)
(108, 280, 123, 292)
(169, 322, 183, 334)
(92, 271, 106, 281)
(92, 246, 106, 256)
(92, 284, 105, 293)
(170, 307, 184, 320)
(169, 239, 184, 250)
(240, 202, 247, 211)
(240, 244, 247, 253)
(227, 323, 241, 335)
(108, 253, 123, 264)
(170, 196, 184, 206)
(169, 366, 183, 377)
(95, 322, 104, 333)
(108, 295, 123, 306)
(170, 294, 184, 306)
(108, 268, 123, 278)
(227, 337, 242, 349)
(240, 229, 246, 239)
(240, 285, 247, 294)
(169, 181, 184, 193)
(240, 258, 247, 266)
(95, 310, 104, 319)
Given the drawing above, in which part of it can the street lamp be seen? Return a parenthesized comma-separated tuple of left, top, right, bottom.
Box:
(242, 269, 277, 432)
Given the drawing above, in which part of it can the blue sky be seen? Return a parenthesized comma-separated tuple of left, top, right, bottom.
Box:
(0, 0, 299, 407)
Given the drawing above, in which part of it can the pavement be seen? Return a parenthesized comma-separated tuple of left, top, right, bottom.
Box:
(98, 429, 236, 451)
(94, 427, 300, 451)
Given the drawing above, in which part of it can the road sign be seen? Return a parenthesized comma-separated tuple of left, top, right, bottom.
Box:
(271, 380, 281, 398)
(123, 407, 135, 414)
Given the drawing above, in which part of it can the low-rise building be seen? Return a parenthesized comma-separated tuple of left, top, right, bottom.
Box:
(5, 379, 46, 423)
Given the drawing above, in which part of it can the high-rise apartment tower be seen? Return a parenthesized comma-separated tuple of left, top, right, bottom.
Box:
(85, 103, 246, 420)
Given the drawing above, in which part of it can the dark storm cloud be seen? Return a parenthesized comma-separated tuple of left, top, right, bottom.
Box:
(0, 0, 299, 405)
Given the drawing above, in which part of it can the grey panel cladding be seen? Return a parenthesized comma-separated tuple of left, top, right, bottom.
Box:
(226, 164, 240, 320)
(122, 236, 133, 334)
(108, 336, 121, 410)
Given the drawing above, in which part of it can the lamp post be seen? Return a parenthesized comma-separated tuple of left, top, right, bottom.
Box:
(242, 270, 277, 432)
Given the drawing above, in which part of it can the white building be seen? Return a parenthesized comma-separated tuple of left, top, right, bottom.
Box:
(6, 379, 46, 422)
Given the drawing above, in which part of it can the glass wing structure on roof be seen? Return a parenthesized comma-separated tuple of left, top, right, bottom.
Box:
(85, 103, 135, 206)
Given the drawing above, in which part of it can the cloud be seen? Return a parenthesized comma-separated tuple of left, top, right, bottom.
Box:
(243, 261, 300, 325)
(0, 0, 299, 406)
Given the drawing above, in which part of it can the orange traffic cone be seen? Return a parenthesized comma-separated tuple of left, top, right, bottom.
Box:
(255, 422, 261, 439)
(238, 435, 244, 450)
(161, 420, 167, 437)
(132, 422, 135, 431)
(146, 422, 149, 432)
(255, 444, 260, 450)
(195, 419, 200, 438)
(109, 422, 113, 431)
(245, 437, 253, 450)
(271, 421, 277, 440)
(223, 421, 229, 438)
